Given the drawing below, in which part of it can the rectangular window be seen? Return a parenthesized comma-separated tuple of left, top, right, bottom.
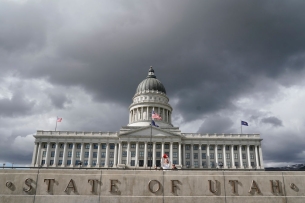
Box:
(131, 144, 136, 148)
(194, 153, 198, 159)
(234, 153, 238, 159)
(94, 144, 98, 149)
(41, 160, 45, 165)
(201, 145, 206, 150)
(43, 144, 47, 148)
(173, 160, 178, 165)
(156, 152, 161, 158)
(67, 160, 71, 165)
(186, 161, 190, 167)
(75, 160, 80, 165)
(60, 144, 64, 148)
(202, 161, 206, 167)
(93, 152, 97, 158)
(242, 146, 246, 151)
(227, 162, 231, 167)
(226, 146, 230, 150)
(148, 152, 152, 157)
(242, 154, 246, 159)
(173, 144, 178, 149)
(139, 151, 144, 157)
(51, 144, 56, 148)
(156, 144, 161, 149)
(234, 146, 238, 150)
(139, 144, 144, 149)
(250, 154, 254, 159)
(59, 151, 63, 157)
(185, 145, 190, 150)
(173, 152, 178, 158)
(210, 146, 214, 150)
(100, 161, 105, 166)
(218, 146, 222, 150)
(68, 151, 72, 157)
(165, 144, 169, 149)
(92, 160, 96, 166)
(109, 160, 113, 166)
(202, 153, 206, 159)
(77, 144, 81, 149)
(84, 160, 88, 166)
(235, 162, 239, 167)
(210, 161, 215, 168)
(131, 151, 135, 157)
(84, 152, 89, 158)
(76, 151, 80, 158)
(243, 162, 247, 167)
(85, 144, 90, 149)
(226, 153, 230, 159)
(51, 151, 55, 157)
(102, 144, 106, 149)
(193, 145, 198, 150)
(109, 152, 114, 158)
(122, 160, 126, 165)
(186, 153, 190, 159)
(122, 151, 127, 157)
(50, 160, 54, 165)
(110, 144, 115, 149)
(68, 144, 73, 149)
(250, 146, 254, 151)
(101, 152, 105, 158)
(210, 153, 214, 159)
(42, 151, 46, 157)
(122, 144, 127, 148)
(218, 153, 222, 159)
(58, 160, 62, 165)
(251, 162, 255, 167)
(194, 161, 199, 167)
(131, 160, 135, 166)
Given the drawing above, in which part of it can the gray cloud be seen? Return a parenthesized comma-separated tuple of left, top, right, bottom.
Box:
(0, 94, 35, 117)
(197, 115, 234, 134)
(261, 116, 283, 127)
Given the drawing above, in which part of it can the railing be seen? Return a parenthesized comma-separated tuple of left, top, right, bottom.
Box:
(181, 133, 260, 138)
(36, 131, 118, 136)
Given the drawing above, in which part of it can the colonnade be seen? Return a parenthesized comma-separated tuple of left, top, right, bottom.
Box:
(129, 106, 171, 123)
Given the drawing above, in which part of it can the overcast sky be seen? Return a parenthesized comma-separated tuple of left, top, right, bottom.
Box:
(1, 0, 305, 167)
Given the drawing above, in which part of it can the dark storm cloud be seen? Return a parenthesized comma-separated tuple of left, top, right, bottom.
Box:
(47, 92, 71, 109)
(0, 93, 35, 117)
(261, 116, 283, 127)
(197, 115, 234, 134)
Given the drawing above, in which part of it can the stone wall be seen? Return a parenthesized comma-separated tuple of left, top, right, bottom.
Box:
(1, 169, 305, 203)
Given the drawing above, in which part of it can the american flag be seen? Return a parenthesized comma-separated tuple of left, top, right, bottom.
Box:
(57, 117, 62, 122)
(152, 110, 162, 120)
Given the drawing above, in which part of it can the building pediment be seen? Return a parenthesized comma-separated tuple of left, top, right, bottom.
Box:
(119, 126, 180, 138)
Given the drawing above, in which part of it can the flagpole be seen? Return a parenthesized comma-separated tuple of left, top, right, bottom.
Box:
(241, 120, 242, 134)
(150, 119, 152, 170)
(55, 116, 58, 131)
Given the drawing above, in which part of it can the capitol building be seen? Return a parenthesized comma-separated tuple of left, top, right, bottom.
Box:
(31, 67, 264, 170)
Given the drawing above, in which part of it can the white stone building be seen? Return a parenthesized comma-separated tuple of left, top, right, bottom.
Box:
(31, 67, 264, 169)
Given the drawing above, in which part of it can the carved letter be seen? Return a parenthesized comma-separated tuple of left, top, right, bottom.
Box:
(270, 180, 281, 193)
(23, 178, 33, 192)
(248, 180, 261, 194)
(148, 180, 161, 193)
(229, 180, 238, 194)
(109, 179, 119, 193)
(88, 179, 98, 193)
(171, 180, 179, 194)
(65, 179, 76, 192)
(44, 179, 55, 192)
(208, 180, 218, 194)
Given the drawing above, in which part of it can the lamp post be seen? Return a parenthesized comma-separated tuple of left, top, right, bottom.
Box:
(3, 163, 5, 169)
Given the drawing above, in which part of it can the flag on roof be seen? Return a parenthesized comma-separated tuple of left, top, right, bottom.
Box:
(151, 120, 159, 127)
(152, 110, 162, 120)
(241, 121, 248, 126)
(57, 117, 62, 122)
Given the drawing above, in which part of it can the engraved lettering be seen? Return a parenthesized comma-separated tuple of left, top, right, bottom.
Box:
(248, 180, 261, 194)
(208, 180, 218, 194)
(171, 180, 179, 194)
(270, 180, 281, 193)
(109, 179, 119, 193)
(88, 179, 98, 193)
(64, 179, 76, 192)
(229, 180, 238, 194)
(44, 179, 55, 192)
(148, 180, 161, 193)
(6, 181, 13, 188)
(23, 178, 33, 192)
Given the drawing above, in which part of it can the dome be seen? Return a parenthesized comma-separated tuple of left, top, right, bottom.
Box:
(136, 67, 166, 94)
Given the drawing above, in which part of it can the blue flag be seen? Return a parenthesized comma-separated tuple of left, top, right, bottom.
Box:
(241, 121, 248, 126)
(151, 120, 159, 127)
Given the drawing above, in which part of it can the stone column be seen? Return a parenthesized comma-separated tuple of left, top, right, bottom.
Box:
(135, 142, 139, 167)
(207, 144, 210, 168)
(71, 143, 76, 167)
(31, 142, 38, 166)
(215, 144, 218, 168)
(170, 142, 173, 165)
(167, 110, 169, 122)
(80, 143, 84, 166)
(88, 143, 93, 167)
(36, 142, 42, 167)
(161, 142, 164, 157)
(114, 143, 118, 167)
(191, 143, 194, 168)
(178, 142, 182, 166)
(97, 143, 101, 167)
(247, 145, 252, 169)
(144, 142, 147, 168)
(152, 142, 156, 167)
(62, 143, 67, 167)
(223, 145, 227, 169)
(126, 142, 130, 166)
(259, 145, 264, 169)
(53, 142, 59, 167)
(255, 145, 260, 169)
(183, 144, 186, 167)
(231, 145, 236, 169)
(239, 145, 244, 169)
(141, 107, 143, 120)
(199, 143, 202, 168)
(45, 142, 51, 167)
(146, 107, 149, 120)
(118, 142, 122, 165)
(162, 108, 165, 121)
(105, 143, 109, 167)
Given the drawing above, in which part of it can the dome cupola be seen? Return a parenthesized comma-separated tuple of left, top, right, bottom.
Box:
(136, 66, 166, 94)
